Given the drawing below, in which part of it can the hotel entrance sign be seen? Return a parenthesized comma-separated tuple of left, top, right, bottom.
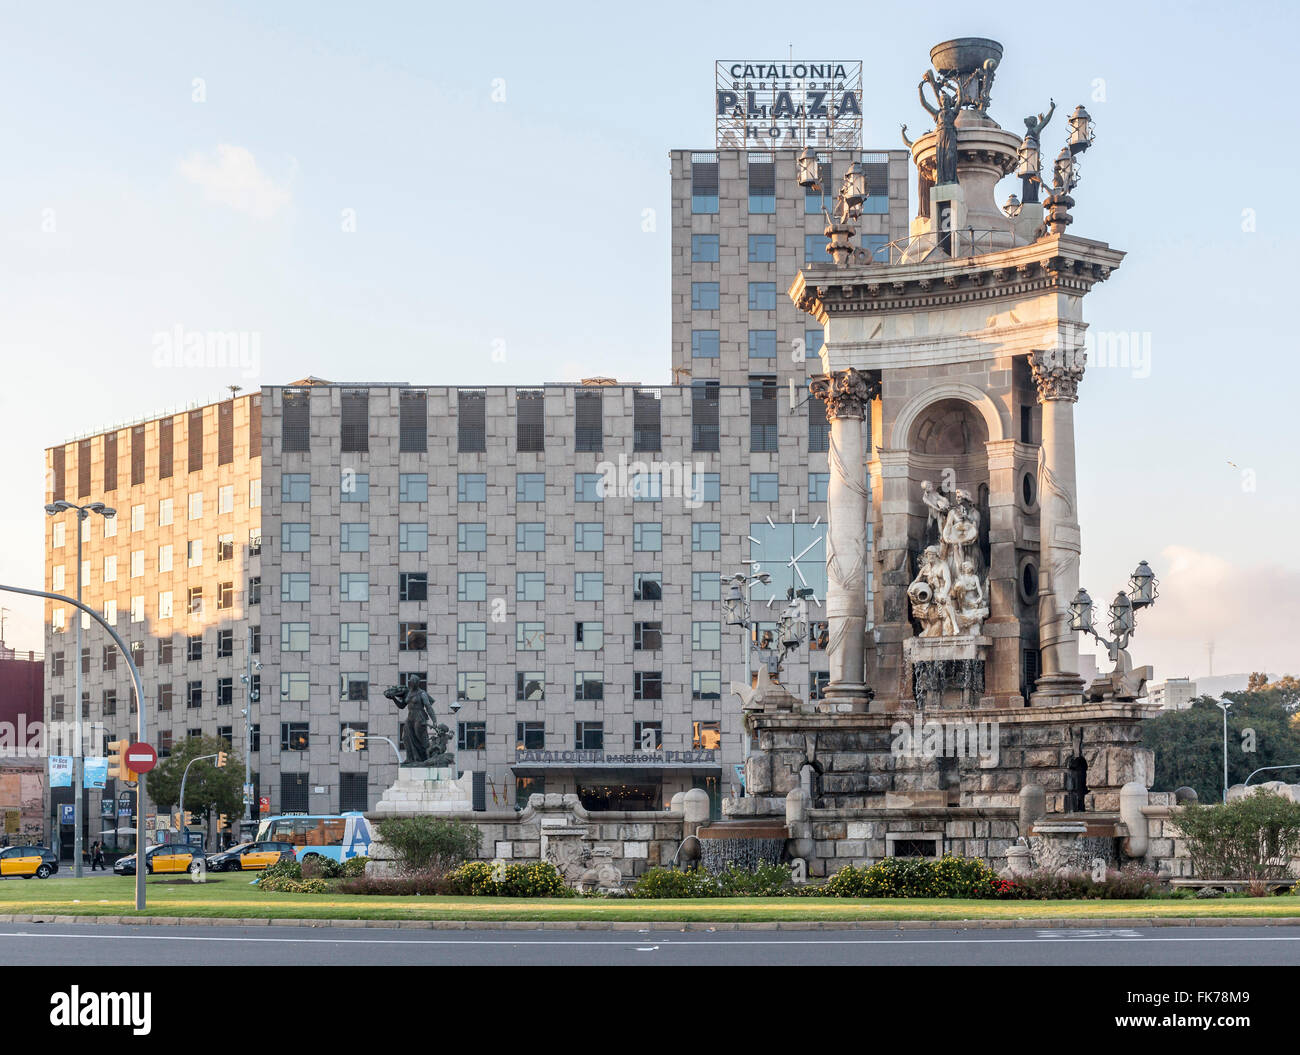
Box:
(716, 60, 863, 150)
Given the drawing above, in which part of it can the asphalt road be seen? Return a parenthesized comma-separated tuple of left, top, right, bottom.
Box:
(3, 921, 1300, 966)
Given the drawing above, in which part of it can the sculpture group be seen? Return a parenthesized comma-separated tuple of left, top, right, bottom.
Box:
(908, 482, 989, 637)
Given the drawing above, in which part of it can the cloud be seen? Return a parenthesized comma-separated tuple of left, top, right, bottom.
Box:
(177, 144, 294, 219)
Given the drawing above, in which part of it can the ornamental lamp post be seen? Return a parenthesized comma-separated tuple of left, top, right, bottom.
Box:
(1068, 587, 1095, 633)
(796, 145, 821, 190)
(1128, 560, 1159, 608)
(1107, 590, 1135, 640)
(1067, 105, 1095, 155)
(1053, 147, 1078, 192)
(839, 161, 867, 215)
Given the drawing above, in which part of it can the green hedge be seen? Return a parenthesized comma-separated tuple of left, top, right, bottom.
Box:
(446, 860, 572, 897)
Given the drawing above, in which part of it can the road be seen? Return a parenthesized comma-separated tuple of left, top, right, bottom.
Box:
(3, 921, 1300, 965)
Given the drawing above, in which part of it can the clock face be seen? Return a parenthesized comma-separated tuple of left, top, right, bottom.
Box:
(745, 508, 826, 609)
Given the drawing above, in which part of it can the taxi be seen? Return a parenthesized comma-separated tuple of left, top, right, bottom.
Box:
(206, 841, 295, 872)
(0, 845, 58, 879)
(113, 842, 204, 876)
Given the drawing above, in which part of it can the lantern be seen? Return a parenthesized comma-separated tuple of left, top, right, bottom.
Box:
(796, 145, 821, 190)
(1053, 147, 1077, 191)
(1128, 560, 1158, 608)
(840, 162, 867, 209)
(1003, 194, 1022, 218)
(1108, 590, 1135, 639)
(1068, 588, 1095, 632)
(1016, 139, 1039, 179)
(1067, 105, 1095, 155)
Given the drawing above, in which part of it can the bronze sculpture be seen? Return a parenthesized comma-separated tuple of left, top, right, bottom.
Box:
(918, 73, 959, 186)
(1018, 99, 1055, 203)
(384, 674, 453, 767)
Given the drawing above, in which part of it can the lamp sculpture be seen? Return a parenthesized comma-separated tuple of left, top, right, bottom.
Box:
(797, 145, 870, 267)
(1039, 104, 1095, 235)
(1068, 560, 1158, 702)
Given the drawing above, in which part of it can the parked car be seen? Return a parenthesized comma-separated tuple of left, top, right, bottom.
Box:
(0, 845, 58, 879)
(113, 843, 205, 876)
(205, 841, 296, 872)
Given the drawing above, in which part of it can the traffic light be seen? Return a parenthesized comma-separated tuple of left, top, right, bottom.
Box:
(183, 810, 194, 827)
(215, 751, 228, 768)
(106, 739, 132, 781)
(218, 813, 229, 829)
(351, 730, 366, 752)
(172, 811, 183, 830)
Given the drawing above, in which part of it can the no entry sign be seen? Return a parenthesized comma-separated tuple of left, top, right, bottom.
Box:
(126, 743, 158, 774)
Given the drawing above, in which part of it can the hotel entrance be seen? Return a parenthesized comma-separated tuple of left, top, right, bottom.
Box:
(574, 772, 662, 812)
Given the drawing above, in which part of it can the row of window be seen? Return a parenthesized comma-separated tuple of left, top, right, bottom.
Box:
(48, 484, 261, 551)
(688, 234, 890, 269)
(688, 153, 890, 215)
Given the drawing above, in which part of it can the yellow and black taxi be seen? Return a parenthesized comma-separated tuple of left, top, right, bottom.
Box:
(205, 841, 295, 872)
(0, 845, 58, 879)
(113, 842, 205, 876)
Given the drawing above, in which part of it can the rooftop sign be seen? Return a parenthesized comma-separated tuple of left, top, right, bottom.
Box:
(716, 60, 863, 150)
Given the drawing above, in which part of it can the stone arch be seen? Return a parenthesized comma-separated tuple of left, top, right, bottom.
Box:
(889, 382, 1007, 450)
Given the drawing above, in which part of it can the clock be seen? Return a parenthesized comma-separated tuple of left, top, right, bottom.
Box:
(744, 508, 826, 610)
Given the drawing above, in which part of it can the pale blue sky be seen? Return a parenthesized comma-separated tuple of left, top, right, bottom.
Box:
(1, 0, 1296, 680)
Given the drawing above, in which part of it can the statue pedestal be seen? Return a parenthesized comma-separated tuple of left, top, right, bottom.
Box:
(372, 767, 472, 815)
(903, 636, 993, 709)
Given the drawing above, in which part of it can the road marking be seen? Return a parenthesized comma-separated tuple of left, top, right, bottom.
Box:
(2, 930, 1300, 947)
(1036, 929, 1141, 939)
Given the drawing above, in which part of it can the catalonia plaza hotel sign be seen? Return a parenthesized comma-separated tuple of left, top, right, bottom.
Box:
(716, 60, 863, 149)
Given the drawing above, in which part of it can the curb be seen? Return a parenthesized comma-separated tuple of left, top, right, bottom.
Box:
(3, 912, 1300, 931)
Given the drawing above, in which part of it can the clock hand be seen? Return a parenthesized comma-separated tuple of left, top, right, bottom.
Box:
(792, 537, 822, 562)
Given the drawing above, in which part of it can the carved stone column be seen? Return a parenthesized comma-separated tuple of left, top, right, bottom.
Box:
(1028, 347, 1086, 703)
(809, 368, 875, 712)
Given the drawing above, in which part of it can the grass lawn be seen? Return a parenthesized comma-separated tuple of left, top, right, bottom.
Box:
(1, 875, 1299, 923)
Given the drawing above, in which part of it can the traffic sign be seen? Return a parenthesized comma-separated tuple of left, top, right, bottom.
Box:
(125, 743, 158, 774)
(258, 796, 270, 815)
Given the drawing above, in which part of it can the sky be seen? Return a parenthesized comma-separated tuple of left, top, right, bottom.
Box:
(0, 0, 1296, 682)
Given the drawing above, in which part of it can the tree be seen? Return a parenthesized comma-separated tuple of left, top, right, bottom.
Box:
(1146, 694, 1300, 804)
(148, 734, 244, 822)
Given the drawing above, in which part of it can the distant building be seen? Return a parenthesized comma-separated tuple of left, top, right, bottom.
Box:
(0, 647, 45, 845)
(1149, 677, 1197, 711)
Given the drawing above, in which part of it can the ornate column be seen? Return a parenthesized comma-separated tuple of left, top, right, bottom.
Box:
(809, 368, 875, 712)
(1028, 346, 1086, 703)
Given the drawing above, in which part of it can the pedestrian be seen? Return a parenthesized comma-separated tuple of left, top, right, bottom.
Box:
(91, 841, 106, 872)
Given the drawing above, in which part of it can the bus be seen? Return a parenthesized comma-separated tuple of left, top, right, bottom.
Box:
(254, 812, 372, 863)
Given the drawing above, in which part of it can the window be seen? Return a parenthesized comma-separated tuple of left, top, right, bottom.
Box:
(457, 671, 486, 702)
(809, 472, 830, 503)
(103, 646, 116, 672)
(750, 473, 779, 502)
(157, 637, 173, 664)
(102, 689, 117, 716)
(216, 581, 233, 610)
(516, 523, 545, 552)
(630, 471, 660, 501)
(457, 473, 486, 502)
(633, 522, 662, 552)
(574, 389, 603, 452)
(103, 555, 117, 583)
(516, 622, 545, 650)
(516, 721, 545, 750)
(282, 389, 311, 452)
(340, 572, 369, 602)
(457, 572, 487, 602)
(691, 233, 719, 262)
(186, 586, 203, 616)
(131, 504, 145, 532)
(575, 671, 603, 700)
(574, 572, 603, 602)
(748, 233, 776, 262)
(516, 672, 544, 701)
(340, 523, 369, 552)
(188, 491, 203, 520)
(750, 375, 778, 452)
(693, 671, 722, 701)
(248, 577, 261, 605)
(691, 281, 720, 311)
(251, 626, 261, 654)
(339, 772, 368, 813)
(51, 609, 65, 633)
(575, 473, 604, 502)
(217, 484, 234, 514)
(692, 621, 721, 651)
(633, 572, 662, 601)
(516, 389, 545, 452)
(457, 390, 486, 453)
(516, 572, 545, 602)
(187, 681, 202, 709)
(575, 721, 604, 750)
(516, 473, 545, 503)
(187, 539, 203, 568)
(216, 629, 233, 658)
(281, 722, 310, 751)
(692, 379, 720, 451)
(634, 621, 662, 651)
(695, 472, 720, 503)
(157, 685, 173, 712)
(623, 724, 668, 763)
(810, 671, 830, 700)
(51, 566, 65, 592)
(52, 521, 65, 548)
(692, 571, 721, 602)
(249, 479, 262, 507)
(280, 673, 310, 702)
(457, 622, 486, 652)
(130, 639, 145, 668)
(458, 722, 487, 751)
(188, 408, 204, 472)
(634, 671, 663, 701)
(399, 622, 428, 651)
(748, 282, 777, 311)
(281, 773, 309, 813)
(399, 473, 428, 503)
(339, 672, 369, 702)
(574, 522, 603, 552)
(341, 472, 369, 502)
(692, 522, 721, 552)
(217, 533, 234, 561)
(282, 473, 311, 503)
(862, 153, 890, 213)
(574, 621, 603, 651)
(809, 392, 830, 452)
(748, 152, 775, 212)
(131, 425, 145, 485)
(217, 677, 233, 707)
(633, 389, 661, 451)
(399, 389, 428, 452)
(340, 622, 369, 652)
(282, 523, 310, 552)
(103, 600, 117, 624)
(399, 572, 428, 602)
(693, 719, 722, 750)
(748, 330, 777, 359)
(401, 523, 430, 552)
(157, 544, 173, 574)
(103, 513, 117, 538)
(249, 528, 262, 556)
(158, 417, 174, 478)
(690, 152, 718, 213)
(691, 329, 720, 360)
(804, 233, 832, 264)
(281, 623, 309, 652)
(805, 328, 824, 363)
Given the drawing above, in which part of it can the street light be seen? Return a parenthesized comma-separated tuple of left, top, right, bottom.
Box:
(449, 699, 463, 778)
(1067, 104, 1095, 154)
(1216, 700, 1231, 803)
(1070, 561, 1158, 674)
(44, 499, 117, 879)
